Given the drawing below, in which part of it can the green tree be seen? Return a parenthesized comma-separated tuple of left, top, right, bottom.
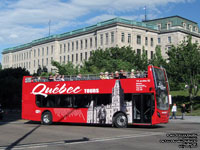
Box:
(0, 63, 2, 70)
(149, 46, 166, 67)
(167, 36, 200, 112)
(81, 46, 147, 74)
(51, 61, 78, 75)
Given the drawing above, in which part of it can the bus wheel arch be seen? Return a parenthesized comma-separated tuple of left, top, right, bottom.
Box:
(112, 111, 128, 128)
(41, 110, 53, 125)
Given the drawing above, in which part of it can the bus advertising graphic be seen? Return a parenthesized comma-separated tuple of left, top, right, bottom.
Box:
(22, 65, 170, 128)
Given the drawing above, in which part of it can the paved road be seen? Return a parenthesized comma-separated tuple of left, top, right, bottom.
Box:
(0, 118, 199, 150)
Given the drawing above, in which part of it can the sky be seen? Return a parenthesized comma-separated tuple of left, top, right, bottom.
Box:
(0, 0, 200, 63)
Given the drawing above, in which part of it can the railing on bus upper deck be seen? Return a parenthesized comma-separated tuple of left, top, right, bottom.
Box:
(25, 71, 148, 83)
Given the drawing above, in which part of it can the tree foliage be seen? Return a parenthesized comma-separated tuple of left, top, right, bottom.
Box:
(80, 46, 148, 74)
(51, 61, 79, 75)
(167, 36, 200, 111)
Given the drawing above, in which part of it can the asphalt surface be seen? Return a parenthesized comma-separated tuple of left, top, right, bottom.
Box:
(0, 115, 199, 150)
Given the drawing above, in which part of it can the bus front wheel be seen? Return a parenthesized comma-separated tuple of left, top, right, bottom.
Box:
(113, 113, 128, 128)
(41, 111, 52, 125)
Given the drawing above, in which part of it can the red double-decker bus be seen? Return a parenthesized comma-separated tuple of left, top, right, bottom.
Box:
(22, 65, 170, 128)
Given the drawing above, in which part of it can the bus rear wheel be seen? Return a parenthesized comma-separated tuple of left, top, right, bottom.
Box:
(41, 111, 52, 125)
(113, 113, 128, 128)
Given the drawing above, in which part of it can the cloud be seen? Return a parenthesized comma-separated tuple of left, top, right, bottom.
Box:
(0, 0, 195, 50)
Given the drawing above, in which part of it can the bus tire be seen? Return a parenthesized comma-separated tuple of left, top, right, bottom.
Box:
(113, 113, 127, 128)
(41, 111, 52, 125)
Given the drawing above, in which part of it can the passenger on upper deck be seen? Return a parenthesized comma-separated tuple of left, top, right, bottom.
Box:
(104, 72, 110, 79)
(60, 75, 65, 81)
(48, 75, 54, 81)
(109, 72, 114, 79)
(130, 69, 136, 78)
(114, 71, 120, 79)
(100, 72, 104, 79)
(77, 74, 82, 80)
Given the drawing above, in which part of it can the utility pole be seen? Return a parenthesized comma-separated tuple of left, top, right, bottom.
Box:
(48, 20, 51, 36)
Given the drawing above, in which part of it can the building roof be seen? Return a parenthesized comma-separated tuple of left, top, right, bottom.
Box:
(143, 15, 198, 24)
(2, 17, 158, 54)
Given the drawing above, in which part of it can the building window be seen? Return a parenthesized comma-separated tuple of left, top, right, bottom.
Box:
(157, 24, 161, 30)
(85, 52, 87, 60)
(90, 51, 92, 57)
(68, 43, 70, 52)
(137, 49, 141, 55)
(34, 60, 35, 67)
(81, 40, 83, 50)
(38, 48, 40, 56)
(106, 33, 108, 45)
(60, 56, 62, 63)
(42, 59, 44, 66)
(145, 37, 148, 46)
(72, 42, 74, 51)
(72, 54, 74, 62)
(34, 49, 36, 57)
(38, 59, 40, 66)
(63, 56, 66, 63)
(64, 44, 66, 53)
(80, 53, 83, 61)
(47, 47, 49, 55)
(158, 38, 161, 44)
(100, 34, 103, 45)
(90, 38, 93, 48)
(111, 32, 114, 43)
(76, 54, 78, 62)
(145, 50, 148, 57)
(128, 34, 131, 43)
(95, 37, 97, 47)
(151, 38, 154, 47)
(167, 22, 171, 30)
(46, 58, 48, 66)
(51, 45, 54, 54)
(151, 51, 154, 59)
(121, 33, 125, 43)
(168, 36, 171, 43)
(42, 48, 44, 56)
(68, 55, 70, 62)
(85, 39, 87, 49)
(76, 41, 78, 50)
(51, 57, 53, 63)
(137, 35, 141, 44)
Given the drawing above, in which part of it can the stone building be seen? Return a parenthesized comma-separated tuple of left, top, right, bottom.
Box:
(2, 16, 200, 74)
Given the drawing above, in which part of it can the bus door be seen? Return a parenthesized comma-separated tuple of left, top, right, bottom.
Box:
(132, 94, 154, 124)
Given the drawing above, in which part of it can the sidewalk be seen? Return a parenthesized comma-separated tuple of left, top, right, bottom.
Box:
(169, 116, 200, 123)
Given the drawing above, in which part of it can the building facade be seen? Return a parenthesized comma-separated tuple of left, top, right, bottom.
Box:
(2, 16, 200, 74)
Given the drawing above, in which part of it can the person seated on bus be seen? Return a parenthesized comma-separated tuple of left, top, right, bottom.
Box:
(56, 75, 62, 81)
(121, 71, 127, 79)
(99, 72, 104, 79)
(135, 70, 141, 78)
(48, 75, 54, 81)
(60, 75, 65, 81)
(53, 74, 58, 81)
(104, 72, 110, 79)
(77, 74, 82, 80)
(114, 71, 120, 79)
(130, 69, 136, 78)
(119, 70, 124, 78)
(109, 72, 114, 79)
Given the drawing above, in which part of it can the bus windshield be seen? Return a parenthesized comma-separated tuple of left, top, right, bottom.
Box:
(153, 67, 169, 110)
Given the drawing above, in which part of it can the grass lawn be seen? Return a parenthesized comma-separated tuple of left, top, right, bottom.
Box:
(169, 90, 200, 116)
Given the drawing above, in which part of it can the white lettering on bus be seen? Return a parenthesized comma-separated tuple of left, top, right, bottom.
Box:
(31, 83, 82, 97)
(84, 88, 99, 93)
